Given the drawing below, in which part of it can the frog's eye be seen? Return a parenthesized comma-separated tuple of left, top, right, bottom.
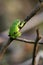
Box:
(19, 22, 23, 29)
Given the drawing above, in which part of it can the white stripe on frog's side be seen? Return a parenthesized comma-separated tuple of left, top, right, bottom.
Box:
(35, 50, 43, 65)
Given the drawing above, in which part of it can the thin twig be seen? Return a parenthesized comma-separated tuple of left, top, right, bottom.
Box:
(15, 38, 43, 44)
(32, 29, 41, 65)
(0, 38, 13, 60)
(22, 0, 43, 28)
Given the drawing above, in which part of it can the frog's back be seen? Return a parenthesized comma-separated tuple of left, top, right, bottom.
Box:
(9, 19, 20, 35)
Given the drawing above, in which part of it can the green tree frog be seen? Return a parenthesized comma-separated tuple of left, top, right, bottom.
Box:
(9, 19, 25, 39)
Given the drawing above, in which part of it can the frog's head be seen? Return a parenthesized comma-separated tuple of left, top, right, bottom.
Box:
(13, 19, 25, 29)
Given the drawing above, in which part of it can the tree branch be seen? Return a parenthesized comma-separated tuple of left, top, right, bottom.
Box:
(32, 29, 41, 65)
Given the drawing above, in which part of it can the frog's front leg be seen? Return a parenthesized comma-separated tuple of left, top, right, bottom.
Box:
(11, 32, 21, 39)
